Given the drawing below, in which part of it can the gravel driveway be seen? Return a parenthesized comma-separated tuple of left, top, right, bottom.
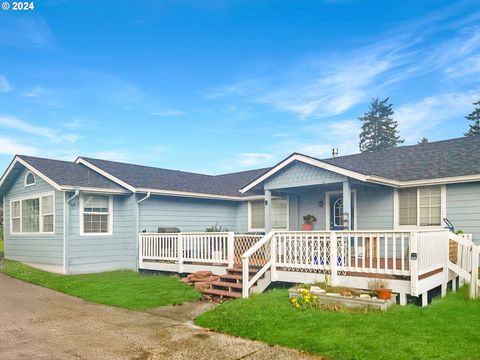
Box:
(0, 274, 317, 359)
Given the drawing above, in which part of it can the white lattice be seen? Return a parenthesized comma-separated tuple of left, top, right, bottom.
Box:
(234, 235, 262, 265)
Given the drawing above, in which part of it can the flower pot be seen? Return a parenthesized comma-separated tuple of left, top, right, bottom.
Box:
(302, 223, 313, 231)
(374, 288, 392, 300)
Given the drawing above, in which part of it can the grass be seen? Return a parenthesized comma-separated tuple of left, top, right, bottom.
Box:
(195, 287, 480, 360)
(1, 260, 201, 310)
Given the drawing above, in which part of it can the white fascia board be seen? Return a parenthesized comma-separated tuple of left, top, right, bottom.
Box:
(0, 156, 62, 191)
(239, 154, 368, 193)
(137, 187, 263, 201)
(367, 174, 480, 188)
(60, 186, 130, 194)
(75, 158, 136, 192)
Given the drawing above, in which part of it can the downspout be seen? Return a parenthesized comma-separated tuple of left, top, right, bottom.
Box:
(64, 189, 80, 274)
(136, 192, 151, 270)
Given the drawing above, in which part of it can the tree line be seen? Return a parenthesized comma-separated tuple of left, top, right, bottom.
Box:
(358, 97, 480, 152)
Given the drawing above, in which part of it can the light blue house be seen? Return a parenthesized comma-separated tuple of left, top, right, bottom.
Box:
(1, 136, 480, 276)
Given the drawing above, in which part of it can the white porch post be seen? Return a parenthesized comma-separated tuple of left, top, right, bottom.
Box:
(342, 181, 351, 230)
(265, 190, 272, 233)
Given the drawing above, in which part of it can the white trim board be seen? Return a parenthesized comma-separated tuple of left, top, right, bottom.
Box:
(239, 153, 480, 193)
(79, 193, 114, 236)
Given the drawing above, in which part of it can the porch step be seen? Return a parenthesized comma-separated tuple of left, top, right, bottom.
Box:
(210, 280, 243, 290)
(219, 273, 253, 282)
(226, 267, 258, 275)
(201, 288, 242, 299)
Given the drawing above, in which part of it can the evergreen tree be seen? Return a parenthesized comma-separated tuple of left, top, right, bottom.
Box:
(465, 99, 480, 136)
(359, 97, 404, 152)
(418, 137, 429, 144)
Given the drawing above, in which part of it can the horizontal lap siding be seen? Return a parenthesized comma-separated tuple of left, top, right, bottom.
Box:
(297, 190, 327, 230)
(236, 202, 249, 233)
(139, 195, 239, 232)
(356, 185, 393, 230)
(4, 168, 64, 266)
(67, 193, 136, 273)
(447, 182, 480, 244)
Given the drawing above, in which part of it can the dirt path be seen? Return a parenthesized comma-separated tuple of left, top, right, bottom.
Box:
(0, 274, 317, 359)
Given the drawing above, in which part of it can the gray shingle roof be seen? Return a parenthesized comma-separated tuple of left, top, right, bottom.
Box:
(321, 136, 480, 181)
(18, 155, 125, 190)
(80, 157, 269, 197)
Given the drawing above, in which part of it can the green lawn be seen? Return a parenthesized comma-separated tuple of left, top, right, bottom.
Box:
(1, 260, 201, 310)
(195, 287, 480, 360)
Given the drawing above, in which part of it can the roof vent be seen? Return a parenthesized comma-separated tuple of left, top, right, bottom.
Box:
(332, 148, 339, 157)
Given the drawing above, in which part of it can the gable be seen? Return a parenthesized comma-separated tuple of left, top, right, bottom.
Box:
(264, 161, 347, 190)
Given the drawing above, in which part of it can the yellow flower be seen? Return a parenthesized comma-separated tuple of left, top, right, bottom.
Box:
(313, 295, 318, 300)
(296, 304, 300, 308)
(305, 298, 310, 303)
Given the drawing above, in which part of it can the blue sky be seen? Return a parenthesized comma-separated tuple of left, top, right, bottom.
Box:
(0, 1, 479, 174)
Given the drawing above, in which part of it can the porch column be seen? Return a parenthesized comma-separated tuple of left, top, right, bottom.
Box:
(265, 190, 272, 233)
(342, 180, 351, 230)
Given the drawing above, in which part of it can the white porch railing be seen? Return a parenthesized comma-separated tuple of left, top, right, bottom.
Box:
(139, 232, 235, 271)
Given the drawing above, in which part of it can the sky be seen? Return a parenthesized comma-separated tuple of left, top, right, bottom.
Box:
(0, 0, 479, 174)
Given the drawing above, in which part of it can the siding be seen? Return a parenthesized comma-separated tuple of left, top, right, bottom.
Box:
(4, 168, 64, 266)
(446, 182, 480, 243)
(139, 195, 240, 232)
(66, 192, 137, 273)
(296, 189, 327, 230)
(265, 162, 347, 190)
(356, 185, 394, 230)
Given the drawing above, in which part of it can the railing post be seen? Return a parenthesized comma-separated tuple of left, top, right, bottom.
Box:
(470, 245, 479, 299)
(271, 233, 277, 281)
(227, 232, 235, 268)
(178, 233, 184, 273)
(242, 256, 249, 298)
(410, 231, 418, 296)
(330, 231, 337, 286)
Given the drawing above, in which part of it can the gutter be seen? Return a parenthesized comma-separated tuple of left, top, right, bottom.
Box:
(137, 191, 151, 204)
(135, 192, 150, 271)
(64, 189, 80, 274)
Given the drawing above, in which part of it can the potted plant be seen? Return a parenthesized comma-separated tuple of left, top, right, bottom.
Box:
(368, 278, 392, 300)
(302, 215, 317, 231)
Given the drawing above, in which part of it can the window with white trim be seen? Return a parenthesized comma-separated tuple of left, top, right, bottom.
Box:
(82, 195, 112, 234)
(249, 197, 288, 231)
(24, 172, 35, 187)
(10, 194, 54, 234)
(398, 186, 441, 227)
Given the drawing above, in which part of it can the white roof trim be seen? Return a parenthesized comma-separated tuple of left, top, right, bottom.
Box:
(136, 187, 263, 201)
(239, 154, 368, 193)
(0, 156, 62, 191)
(75, 158, 136, 192)
(60, 186, 130, 194)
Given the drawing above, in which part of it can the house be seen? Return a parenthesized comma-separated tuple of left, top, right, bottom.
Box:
(1, 136, 479, 303)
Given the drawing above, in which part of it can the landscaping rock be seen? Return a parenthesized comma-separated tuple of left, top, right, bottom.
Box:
(309, 286, 326, 294)
(359, 294, 371, 299)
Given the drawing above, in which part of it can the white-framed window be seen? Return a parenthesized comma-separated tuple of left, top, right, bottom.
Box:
(24, 172, 36, 187)
(248, 197, 289, 232)
(9, 192, 55, 234)
(396, 186, 444, 228)
(80, 194, 113, 235)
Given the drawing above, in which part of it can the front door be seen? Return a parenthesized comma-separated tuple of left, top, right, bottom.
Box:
(329, 193, 355, 230)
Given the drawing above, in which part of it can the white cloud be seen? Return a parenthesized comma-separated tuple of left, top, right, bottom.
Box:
(0, 137, 38, 155)
(0, 115, 57, 140)
(396, 91, 478, 142)
(0, 75, 12, 93)
(149, 110, 185, 116)
(236, 153, 274, 167)
(62, 118, 84, 129)
(91, 150, 131, 162)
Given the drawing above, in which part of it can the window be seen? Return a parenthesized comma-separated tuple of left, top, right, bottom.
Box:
(249, 197, 288, 231)
(24, 172, 35, 187)
(419, 186, 441, 226)
(399, 188, 417, 226)
(10, 193, 54, 234)
(333, 198, 343, 227)
(81, 195, 112, 234)
(397, 186, 442, 227)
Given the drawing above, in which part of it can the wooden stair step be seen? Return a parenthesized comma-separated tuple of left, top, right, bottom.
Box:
(201, 288, 242, 299)
(219, 273, 246, 281)
(210, 281, 243, 290)
(226, 267, 258, 274)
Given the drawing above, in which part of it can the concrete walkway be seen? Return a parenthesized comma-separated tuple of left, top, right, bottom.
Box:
(0, 274, 318, 359)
